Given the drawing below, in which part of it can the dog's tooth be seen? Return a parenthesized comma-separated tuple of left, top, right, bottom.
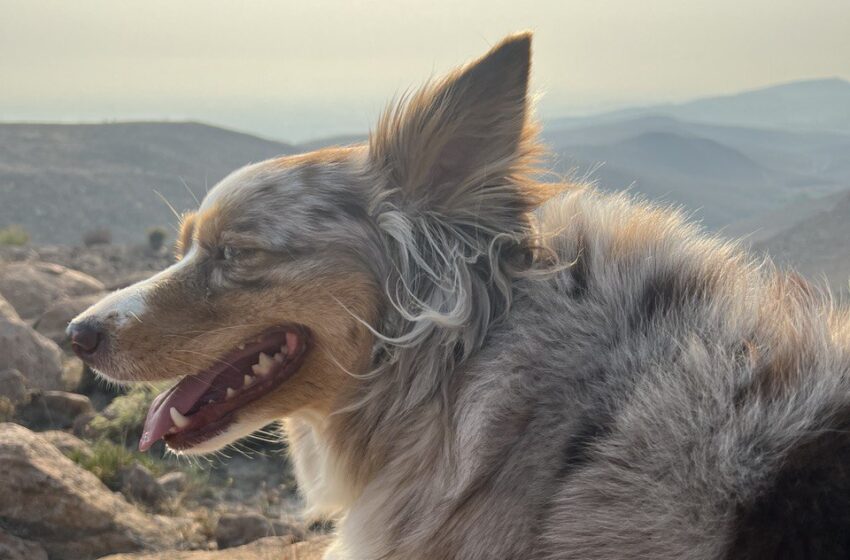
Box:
(273, 352, 284, 363)
(167, 426, 178, 434)
(237, 343, 246, 350)
(257, 352, 275, 374)
(243, 374, 254, 387)
(226, 387, 237, 400)
(286, 333, 298, 356)
(251, 363, 267, 376)
(169, 407, 190, 429)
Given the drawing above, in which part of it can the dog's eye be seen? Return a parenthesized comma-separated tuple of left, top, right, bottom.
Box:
(216, 246, 256, 262)
(216, 246, 238, 261)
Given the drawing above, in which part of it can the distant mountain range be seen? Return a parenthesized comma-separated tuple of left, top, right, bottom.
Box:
(548, 77, 850, 134)
(0, 122, 294, 244)
(543, 113, 850, 228)
(0, 78, 848, 290)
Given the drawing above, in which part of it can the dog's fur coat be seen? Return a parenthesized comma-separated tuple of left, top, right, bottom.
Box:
(73, 33, 850, 559)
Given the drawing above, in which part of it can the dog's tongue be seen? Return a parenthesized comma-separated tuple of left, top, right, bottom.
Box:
(139, 369, 218, 451)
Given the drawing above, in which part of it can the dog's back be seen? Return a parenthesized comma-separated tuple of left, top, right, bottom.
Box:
(316, 183, 850, 560)
(518, 189, 850, 559)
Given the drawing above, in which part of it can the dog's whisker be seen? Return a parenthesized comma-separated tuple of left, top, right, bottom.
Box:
(179, 176, 200, 206)
(153, 189, 182, 222)
(172, 349, 240, 372)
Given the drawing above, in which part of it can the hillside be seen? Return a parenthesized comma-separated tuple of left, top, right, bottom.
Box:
(756, 190, 850, 293)
(725, 189, 849, 244)
(543, 109, 850, 228)
(549, 78, 850, 133)
(552, 131, 805, 227)
(0, 122, 295, 244)
(1, 78, 848, 248)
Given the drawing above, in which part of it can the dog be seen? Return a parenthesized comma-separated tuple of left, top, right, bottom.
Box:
(69, 32, 850, 559)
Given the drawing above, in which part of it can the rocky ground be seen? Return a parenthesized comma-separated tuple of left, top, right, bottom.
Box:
(0, 244, 329, 559)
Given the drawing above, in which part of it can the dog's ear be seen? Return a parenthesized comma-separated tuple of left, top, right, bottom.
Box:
(369, 32, 541, 220)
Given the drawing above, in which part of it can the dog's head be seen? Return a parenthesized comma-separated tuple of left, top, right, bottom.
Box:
(68, 32, 542, 454)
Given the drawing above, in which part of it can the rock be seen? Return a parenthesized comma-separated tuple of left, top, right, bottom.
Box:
(0, 310, 66, 390)
(17, 390, 95, 430)
(271, 518, 305, 542)
(0, 423, 186, 560)
(62, 355, 86, 390)
(0, 294, 20, 321)
(100, 536, 331, 560)
(39, 429, 93, 459)
(215, 512, 277, 549)
(120, 463, 168, 509)
(0, 368, 30, 407)
(157, 471, 189, 494)
(72, 410, 97, 437)
(0, 529, 49, 560)
(34, 293, 104, 343)
(0, 261, 105, 320)
(0, 397, 15, 422)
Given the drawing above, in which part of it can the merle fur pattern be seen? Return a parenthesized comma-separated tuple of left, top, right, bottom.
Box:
(284, 34, 850, 559)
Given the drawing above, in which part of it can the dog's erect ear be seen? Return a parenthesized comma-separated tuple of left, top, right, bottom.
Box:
(369, 32, 541, 219)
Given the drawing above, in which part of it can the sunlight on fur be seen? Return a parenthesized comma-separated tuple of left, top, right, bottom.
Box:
(68, 32, 850, 559)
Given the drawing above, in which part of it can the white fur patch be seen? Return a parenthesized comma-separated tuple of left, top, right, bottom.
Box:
(176, 415, 273, 455)
(72, 247, 198, 329)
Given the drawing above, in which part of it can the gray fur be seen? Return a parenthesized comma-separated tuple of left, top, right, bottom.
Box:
(72, 32, 850, 559)
(289, 35, 850, 559)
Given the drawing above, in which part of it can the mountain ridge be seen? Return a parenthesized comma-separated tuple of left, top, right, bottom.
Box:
(547, 77, 850, 134)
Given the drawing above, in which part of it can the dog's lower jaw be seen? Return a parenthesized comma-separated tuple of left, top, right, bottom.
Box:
(172, 416, 273, 455)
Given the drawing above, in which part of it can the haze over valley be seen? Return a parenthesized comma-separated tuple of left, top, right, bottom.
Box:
(2, 77, 849, 292)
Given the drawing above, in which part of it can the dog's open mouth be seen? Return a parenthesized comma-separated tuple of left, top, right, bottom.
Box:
(139, 324, 310, 452)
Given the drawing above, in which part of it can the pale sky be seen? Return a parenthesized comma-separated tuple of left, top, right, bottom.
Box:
(2, 0, 848, 142)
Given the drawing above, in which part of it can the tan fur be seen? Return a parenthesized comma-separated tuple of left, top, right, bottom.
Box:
(175, 211, 196, 259)
(88, 159, 382, 426)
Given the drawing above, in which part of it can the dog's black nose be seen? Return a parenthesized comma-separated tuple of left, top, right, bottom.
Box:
(68, 320, 104, 359)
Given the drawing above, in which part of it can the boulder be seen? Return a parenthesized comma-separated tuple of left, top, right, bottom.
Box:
(72, 410, 97, 437)
(16, 390, 95, 430)
(0, 368, 30, 407)
(100, 536, 331, 560)
(39, 429, 93, 459)
(34, 293, 104, 343)
(0, 529, 48, 560)
(271, 518, 305, 542)
(0, 423, 187, 560)
(0, 294, 20, 321)
(120, 463, 168, 509)
(62, 356, 86, 390)
(0, 261, 104, 320)
(0, 308, 66, 390)
(215, 512, 280, 549)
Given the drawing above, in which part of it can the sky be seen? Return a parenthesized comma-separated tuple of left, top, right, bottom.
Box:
(2, 0, 849, 142)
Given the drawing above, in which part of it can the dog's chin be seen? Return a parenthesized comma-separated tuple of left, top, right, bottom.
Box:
(170, 416, 275, 456)
(137, 324, 311, 454)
